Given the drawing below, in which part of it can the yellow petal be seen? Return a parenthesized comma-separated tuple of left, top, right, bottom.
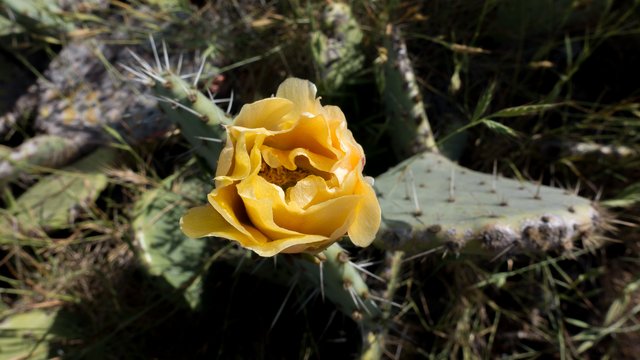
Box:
(250, 234, 329, 257)
(275, 194, 359, 238)
(215, 131, 265, 186)
(208, 185, 266, 243)
(275, 78, 322, 117)
(215, 131, 234, 178)
(347, 178, 381, 247)
(237, 174, 356, 239)
(265, 114, 338, 160)
(180, 205, 258, 246)
(233, 97, 293, 131)
(261, 146, 336, 173)
(287, 172, 357, 209)
(236, 175, 304, 239)
(229, 131, 251, 178)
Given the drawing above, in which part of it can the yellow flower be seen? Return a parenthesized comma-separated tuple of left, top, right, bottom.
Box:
(180, 78, 381, 256)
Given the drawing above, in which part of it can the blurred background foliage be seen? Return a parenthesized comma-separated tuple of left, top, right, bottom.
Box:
(1, 0, 640, 359)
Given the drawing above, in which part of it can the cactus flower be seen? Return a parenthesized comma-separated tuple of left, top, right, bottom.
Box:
(180, 78, 380, 256)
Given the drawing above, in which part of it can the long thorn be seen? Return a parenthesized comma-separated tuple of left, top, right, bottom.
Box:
(319, 311, 337, 340)
(350, 287, 371, 315)
(140, 67, 167, 85)
(213, 97, 233, 105)
(368, 294, 403, 309)
(270, 274, 299, 331)
(193, 56, 206, 87)
(350, 261, 386, 283)
(162, 40, 171, 72)
(128, 49, 154, 73)
(194, 136, 223, 143)
(448, 165, 455, 202)
(492, 159, 497, 193)
(408, 169, 421, 216)
(157, 96, 203, 117)
(149, 34, 162, 72)
(120, 63, 152, 83)
(402, 245, 444, 263)
(226, 90, 234, 114)
(296, 289, 319, 313)
(347, 285, 359, 309)
(319, 261, 325, 302)
(176, 53, 184, 76)
(534, 175, 543, 199)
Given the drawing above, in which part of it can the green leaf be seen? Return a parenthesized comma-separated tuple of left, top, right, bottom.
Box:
(489, 103, 559, 118)
(479, 119, 519, 137)
(564, 317, 591, 329)
(472, 81, 496, 122)
(0, 14, 24, 37)
(602, 182, 640, 208)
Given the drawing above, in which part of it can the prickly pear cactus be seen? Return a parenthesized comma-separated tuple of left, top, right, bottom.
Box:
(311, 2, 364, 91)
(150, 72, 231, 169)
(374, 152, 600, 254)
(0, 308, 62, 360)
(0, 40, 171, 182)
(0, 135, 87, 181)
(31, 41, 168, 142)
(376, 26, 438, 158)
(133, 177, 214, 309)
(293, 244, 381, 324)
(1, 147, 115, 234)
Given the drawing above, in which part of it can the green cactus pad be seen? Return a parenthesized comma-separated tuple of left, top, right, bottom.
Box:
(1, 147, 115, 234)
(0, 309, 59, 360)
(374, 152, 601, 254)
(152, 73, 230, 171)
(376, 26, 438, 158)
(0, 135, 88, 182)
(311, 2, 364, 91)
(133, 177, 213, 309)
(293, 243, 382, 324)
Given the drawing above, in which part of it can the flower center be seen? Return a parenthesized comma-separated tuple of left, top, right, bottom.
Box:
(259, 161, 310, 189)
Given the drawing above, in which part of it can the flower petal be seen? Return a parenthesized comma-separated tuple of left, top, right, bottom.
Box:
(249, 234, 330, 257)
(265, 114, 338, 160)
(275, 78, 322, 117)
(180, 205, 257, 245)
(275, 194, 360, 238)
(347, 178, 381, 247)
(215, 131, 265, 187)
(261, 146, 335, 173)
(287, 173, 357, 209)
(237, 175, 304, 239)
(233, 97, 293, 131)
(208, 185, 265, 243)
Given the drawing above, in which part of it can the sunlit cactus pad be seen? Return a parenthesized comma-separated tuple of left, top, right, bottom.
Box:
(374, 152, 601, 254)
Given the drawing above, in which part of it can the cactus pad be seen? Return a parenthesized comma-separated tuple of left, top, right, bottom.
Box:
(311, 2, 364, 91)
(376, 26, 438, 158)
(375, 152, 601, 254)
